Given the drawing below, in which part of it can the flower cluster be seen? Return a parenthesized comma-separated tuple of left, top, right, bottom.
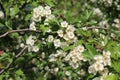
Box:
(64, 45, 86, 69)
(88, 51, 111, 76)
(13, 4, 115, 79)
(32, 5, 54, 22)
(26, 35, 39, 52)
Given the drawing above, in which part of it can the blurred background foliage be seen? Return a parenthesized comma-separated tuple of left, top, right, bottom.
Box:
(0, 0, 120, 80)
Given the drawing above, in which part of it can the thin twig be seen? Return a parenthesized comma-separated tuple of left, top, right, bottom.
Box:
(15, 46, 28, 58)
(0, 29, 41, 38)
(0, 46, 28, 74)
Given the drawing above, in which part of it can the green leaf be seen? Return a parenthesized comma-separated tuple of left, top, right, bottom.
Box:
(83, 45, 97, 59)
(104, 36, 108, 46)
(63, 45, 74, 51)
(111, 61, 120, 73)
(86, 74, 94, 80)
(0, 23, 4, 29)
(25, 14, 32, 21)
(39, 25, 50, 35)
(10, 5, 19, 17)
(105, 74, 118, 80)
(15, 69, 24, 76)
(106, 41, 120, 60)
(0, 23, 4, 27)
(0, 75, 3, 80)
(5, 21, 12, 29)
(45, 0, 55, 7)
(86, 20, 97, 26)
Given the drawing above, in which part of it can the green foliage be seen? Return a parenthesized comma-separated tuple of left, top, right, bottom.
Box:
(0, 0, 120, 80)
(83, 45, 97, 59)
(105, 74, 118, 80)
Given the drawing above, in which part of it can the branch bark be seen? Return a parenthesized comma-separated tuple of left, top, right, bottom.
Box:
(0, 29, 41, 38)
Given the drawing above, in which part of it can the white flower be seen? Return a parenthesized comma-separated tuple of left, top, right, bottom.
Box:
(46, 28, 51, 33)
(26, 35, 36, 46)
(45, 6, 51, 10)
(57, 30, 63, 37)
(46, 14, 55, 21)
(49, 57, 57, 62)
(32, 46, 39, 52)
(88, 65, 96, 74)
(41, 52, 45, 59)
(94, 55, 103, 63)
(103, 51, 111, 65)
(103, 51, 111, 56)
(94, 62, 104, 71)
(63, 34, 69, 41)
(44, 6, 51, 16)
(93, 8, 103, 17)
(64, 55, 71, 61)
(54, 67, 59, 73)
(20, 43, 24, 48)
(32, 6, 44, 21)
(99, 68, 109, 77)
(53, 39, 61, 48)
(0, 11, 4, 18)
(37, 6, 44, 16)
(29, 22, 36, 30)
(60, 42, 69, 48)
(114, 19, 119, 23)
(33, 7, 40, 18)
(61, 21, 68, 28)
(82, 27, 87, 31)
(103, 56, 111, 66)
(75, 45, 85, 53)
(65, 71, 71, 76)
(70, 63, 79, 69)
(101, 41, 105, 46)
(67, 32, 75, 39)
(47, 35, 54, 42)
(66, 25, 76, 32)
(93, 29, 99, 32)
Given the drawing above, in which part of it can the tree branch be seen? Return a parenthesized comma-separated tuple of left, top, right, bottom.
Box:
(0, 46, 28, 74)
(0, 29, 41, 38)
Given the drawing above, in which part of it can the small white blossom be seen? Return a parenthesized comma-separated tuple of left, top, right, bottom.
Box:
(32, 46, 39, 52)
(37, 6, 44, 16)
(67, 32, 75, 39)
(54, 67, 59, 73)
(63, 34, 69, 41)
(94, 55, 103, 63)
(75, 45, 85, 53)
(0, 11, 4, 18)
(94, 62, 104, 71)
(93, 8, 103, 17)
(65, 71, 71, 76)
(66, 25, 76, 32)
(29, 22, 36, 30)
(82, 27, 87, 31)
(53, 39, 61, 48)
(57, 30, 63, 37)
(61, 21, 68, 28)
(88, 65, 96, 74)
(26, 35, 36, 46)
(20, 43, 24, 48)
(47, 35, 54, 42)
